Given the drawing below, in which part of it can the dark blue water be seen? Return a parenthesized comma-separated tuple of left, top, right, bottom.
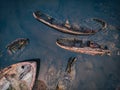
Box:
(0, 0, 120, 90)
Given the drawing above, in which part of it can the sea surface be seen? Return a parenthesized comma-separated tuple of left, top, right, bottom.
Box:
(0, 0, 120, 90)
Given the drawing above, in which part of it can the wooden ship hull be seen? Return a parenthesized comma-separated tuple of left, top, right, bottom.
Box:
(0, 61, 37, 90)
(33, 11, 107, 35)
(56, 38, 111, 55)
(6, 38, 29, 55)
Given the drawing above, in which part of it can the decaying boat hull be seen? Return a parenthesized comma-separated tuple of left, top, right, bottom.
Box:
(92, 18, 107, 29)
(56, 38, 111, 55)
(0, 61, 37, 90)
(6, 38, 29, 55)
(65, 57, 77, 74)
(33, 11, 107, 35)
(56, 57, 77, 90)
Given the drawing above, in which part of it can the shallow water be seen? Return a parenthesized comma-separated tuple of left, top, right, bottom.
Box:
(0, 0, 120, 90)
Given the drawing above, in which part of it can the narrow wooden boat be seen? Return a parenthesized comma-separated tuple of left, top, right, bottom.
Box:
(65, 57, 77, 74)
(56, 38, 111, 55)
(56, 57, 77, 90)
(0, 60, 37, 90)
(6, 38, 29, 55)
(33, 11, 107, 35)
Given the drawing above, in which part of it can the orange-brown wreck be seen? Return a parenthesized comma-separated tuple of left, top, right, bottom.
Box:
(56, 38, 111, 55)
(33, 11, 107, 35)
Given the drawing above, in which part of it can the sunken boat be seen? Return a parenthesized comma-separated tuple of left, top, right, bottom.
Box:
(6, 38, 29, 55)
(56, 38, 111, 55)
(56, 57, 77, 90)
(0, 60, 37, 90)
(33, 11, 107, 35)
(65, 57, 77, 74)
